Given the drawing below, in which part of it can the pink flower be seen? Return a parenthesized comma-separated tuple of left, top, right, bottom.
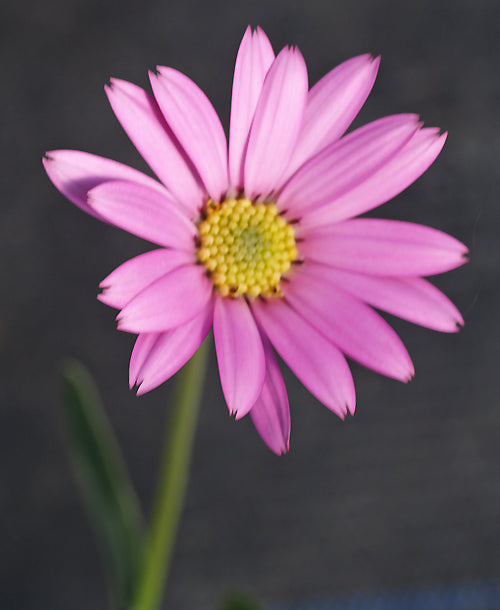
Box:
(44, 27, 467, 454)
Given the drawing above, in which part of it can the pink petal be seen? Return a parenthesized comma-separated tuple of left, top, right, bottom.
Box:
(300, 129, 448, 228)
(243, 46, 308, 199)
(305, 263, 464, 332)
(278, 114, 419, 216)
(283, 272, 414, 381)
(282, 54, 380, 182)
(150, 67, 228, 202)
(229, 26, 275, 190)
(117, 263, 213, 333)
(250, 334, 290, 455)
(213, 296, 266, 419)
(105, 79, 205, 216)
(88, 180, 196, 249)
(299, 219, 468, 276)
(43, 150, 166, 220)
(99, 249, 193, 309)
(252, 299, 355, 418)
(130, 300, 214, 394)
(129, 333, 157, 389)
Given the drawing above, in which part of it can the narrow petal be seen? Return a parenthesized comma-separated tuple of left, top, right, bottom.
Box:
(243, 46, 308, 199)
(150, 67, 228, 201)
(283, 272, 414, 381)
(252, 299, 355, 417)
(130, 300, 214, 394)
(282, 54, 380, 182)
(213, 297, 266, 419)
(105, 79, 205, 215)
(299, 219, 468, 276)
(117, 264, 213, 333)
(250, 334, 290, 455)
(99, 249, 193, 309)
(300, 129, 448, 228)
(43, 150, 166, 220)
(305, 263, 464, 332)
(88, 180, 196, 249)
(278, 114, 419, 216)
(229, 26, 275, 190)
(129, 333, 158, 388)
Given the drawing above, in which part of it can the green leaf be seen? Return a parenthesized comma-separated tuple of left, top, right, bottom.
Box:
(218, 590, 268, 610)
(60, 359, 143, 609)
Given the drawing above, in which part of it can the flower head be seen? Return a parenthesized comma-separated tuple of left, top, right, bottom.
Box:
(44, 27, 467, 454)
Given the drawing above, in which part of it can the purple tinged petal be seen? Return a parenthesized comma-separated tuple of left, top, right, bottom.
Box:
(130, 300, 214, 394)
(105, 79, 205, 216)
(282, 54, 380, 182)
(250, 334, 290, 455)
(129, 333, 157, 389)
(98, 249, 193, 310)
(299, 219, 468, 276)
(88, 180, 196, 249)
(243, 46, 309, 199)
(117, 264, 213, 333)
(305, 263, 464, 332)
(213, 297, 266, 419)
(300, 129, 448, 228)
(43, 149, 166, 220)
(149, 67, 228, 202)
(252, 299, 355, 418)
(229, 26, 275, 190)
(278, 114, 419, 216)
(284, 272, 414, 381)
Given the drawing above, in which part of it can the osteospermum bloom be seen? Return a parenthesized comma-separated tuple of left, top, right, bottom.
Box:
(44, 27, 467, 454)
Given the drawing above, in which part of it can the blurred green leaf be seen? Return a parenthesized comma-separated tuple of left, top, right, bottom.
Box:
(60, 359, 143, 609)
(219, 590, 268, 610)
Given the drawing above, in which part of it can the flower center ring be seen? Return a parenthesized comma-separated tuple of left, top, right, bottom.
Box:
(197, 198, 298, 298)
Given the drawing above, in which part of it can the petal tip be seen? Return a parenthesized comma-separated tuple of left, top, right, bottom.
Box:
(271, 443, 289, 457)
(42, 155, 51, 171)
(405, 368, 415, 383)
(233, 408, 245, 421)
(154, 65, 171, 78)
(116, 311, 127, 328)
(396, 359, 415, 383)
(148, 68, 159, 83)
(280, 438, 290, 455)
(135, 374, 158, 395)
(104, 81, 116, 98)
(449, 308, 465, 332)
(135, 382, 149, 396)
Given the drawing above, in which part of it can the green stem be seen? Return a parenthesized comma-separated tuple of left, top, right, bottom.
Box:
(132, 338, 210, 610)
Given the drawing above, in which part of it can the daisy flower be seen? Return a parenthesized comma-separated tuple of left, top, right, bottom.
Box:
(44, 26, 467, 454)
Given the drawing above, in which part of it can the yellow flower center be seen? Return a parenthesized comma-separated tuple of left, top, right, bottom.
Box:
(197, 198, 298, 298)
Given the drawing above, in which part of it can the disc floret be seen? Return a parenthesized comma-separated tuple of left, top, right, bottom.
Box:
(197, 198, 298, 298)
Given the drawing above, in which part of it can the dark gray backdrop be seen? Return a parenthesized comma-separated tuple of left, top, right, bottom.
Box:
(1, 0, 498, 608)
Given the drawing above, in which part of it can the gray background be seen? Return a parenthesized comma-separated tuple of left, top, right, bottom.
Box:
(1, 0, 498, 608)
